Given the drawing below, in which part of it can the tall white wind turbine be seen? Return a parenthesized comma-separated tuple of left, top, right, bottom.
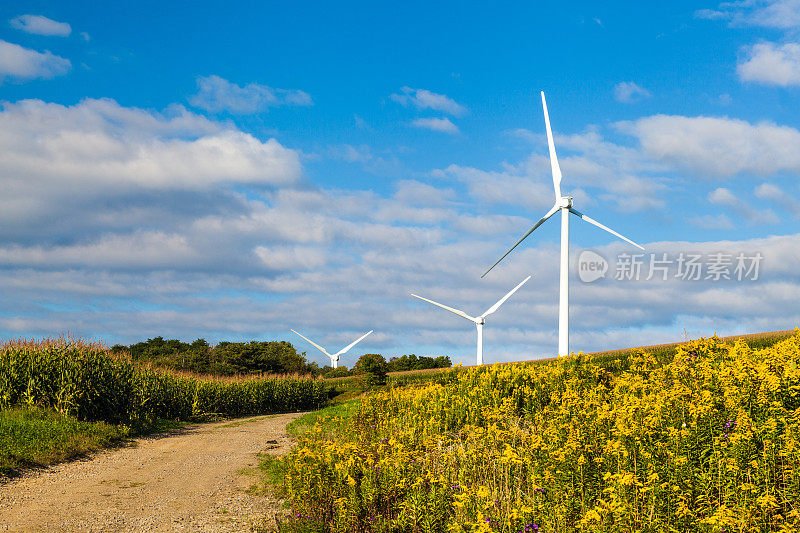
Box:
(411, 276, 531, 365)
(482, 92, 644, 357)
(290, 329, 373, 369)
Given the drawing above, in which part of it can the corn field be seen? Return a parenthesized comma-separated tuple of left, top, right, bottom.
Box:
(280, 333, 800, 532)
(0, 338, 329, 425)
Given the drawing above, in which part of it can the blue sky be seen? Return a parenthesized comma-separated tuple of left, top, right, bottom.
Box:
(1, 0, 799, 366)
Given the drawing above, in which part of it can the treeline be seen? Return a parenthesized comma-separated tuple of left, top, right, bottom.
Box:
(111, 337, 319, 376)
(111, 337, 451, 378)
(325, 353, 452, 379)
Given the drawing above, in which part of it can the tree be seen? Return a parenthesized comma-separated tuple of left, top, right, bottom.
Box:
(353, 353, 388, 386)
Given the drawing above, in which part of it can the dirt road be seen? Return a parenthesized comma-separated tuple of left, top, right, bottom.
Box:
(0, 412, 304, 532)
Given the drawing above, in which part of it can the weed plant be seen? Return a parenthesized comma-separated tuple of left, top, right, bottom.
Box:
(278, 333, 800, 532)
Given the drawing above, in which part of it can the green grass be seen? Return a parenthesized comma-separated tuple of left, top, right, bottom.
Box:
(0, 406, 127, 478)
(285, 399, 360, 439)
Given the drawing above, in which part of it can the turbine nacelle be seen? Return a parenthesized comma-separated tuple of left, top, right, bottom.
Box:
(558, 196, 573, 209)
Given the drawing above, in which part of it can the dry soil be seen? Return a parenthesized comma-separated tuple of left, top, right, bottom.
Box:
(0, 412, 303, 532)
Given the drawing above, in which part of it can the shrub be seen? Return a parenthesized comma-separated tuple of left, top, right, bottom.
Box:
(322, 366, 352, 379)
(353, 353, 388, 386)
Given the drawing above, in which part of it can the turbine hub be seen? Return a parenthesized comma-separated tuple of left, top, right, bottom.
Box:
(558, 196, 573, 209)
(477, 317, 485, 325)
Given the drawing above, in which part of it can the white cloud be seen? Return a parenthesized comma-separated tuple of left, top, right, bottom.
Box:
(690, 214, 736, 230)
(2, 93, 800, 364)
(694, 8, 730, 20)
(738, 42, 800, 86)
(738, 0, 800, 30)
(0, 232, 199, 269)
(391, 86, 466, 116)
(708, 187, 779, 224)
(254, 245, 328, 271)
(437, 128, 668, 214)
(411, 117, 459, 134)
(614, 81, 652, 103)
(9, 14, 71, 37)
(392, 180, 455, 206)
(0, 39, 70, 81)
(617, 114, 800, 177)
(189, 75, 312, 114)
(755, 182, 800, 215)
(437, 164, 553, 210)
(697, 0, 800, 30)
(0, 98, 301, 198)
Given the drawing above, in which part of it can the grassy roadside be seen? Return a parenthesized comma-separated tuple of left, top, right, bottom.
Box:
(0, 407, 128, 478)
(0, 406, 197, 480)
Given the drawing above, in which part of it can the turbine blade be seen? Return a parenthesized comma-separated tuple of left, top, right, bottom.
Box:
(481, 275, 532, 318)
(542, 91, 562, 200)
(335, 330, 374, 356)
(290, 329, 331, 357)
(568, 208, 644, 250)
(481, 204, 559, 278)
(410, 294, 477, 322)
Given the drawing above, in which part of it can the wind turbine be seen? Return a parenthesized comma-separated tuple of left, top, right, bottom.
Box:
(411, 276, 531, 365)
(482, 91, 644, 357)
(290, 329, 373, 369)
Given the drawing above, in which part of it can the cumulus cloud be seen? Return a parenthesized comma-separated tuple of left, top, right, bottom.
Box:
(10, 14, 71, 36)
(189, 75, 312, 114)
(2, 94, 800, 365)
(614, 81, 652, 103)
(0, 232, 199, 270)
(391, 86, 466, 116)
(503, 128, 668, 212)
(708, 187, 779, 224)
(617, 114, 800, 177)
(0, 39, 70, 81)
(436, 164, 554, 210)
(254, 245, 328, 271)
(738, 42, 800, 86)
(0, 98, 301, 195)
(411, 117, 459, 134)
(755, 182, 800, 215)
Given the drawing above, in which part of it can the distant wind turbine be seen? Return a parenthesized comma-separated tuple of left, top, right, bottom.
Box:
(290, 329, 373, 369)
(411, 275, 531, 365)
(482, 91, 644, 357)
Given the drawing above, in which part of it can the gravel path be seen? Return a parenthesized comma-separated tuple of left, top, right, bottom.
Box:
(0, 412, 304, 532)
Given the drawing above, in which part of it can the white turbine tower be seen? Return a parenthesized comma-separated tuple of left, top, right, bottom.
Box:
(411, 276, 531, 365)
(482, 92, 644, 357)
(290, 329, 373, 369)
